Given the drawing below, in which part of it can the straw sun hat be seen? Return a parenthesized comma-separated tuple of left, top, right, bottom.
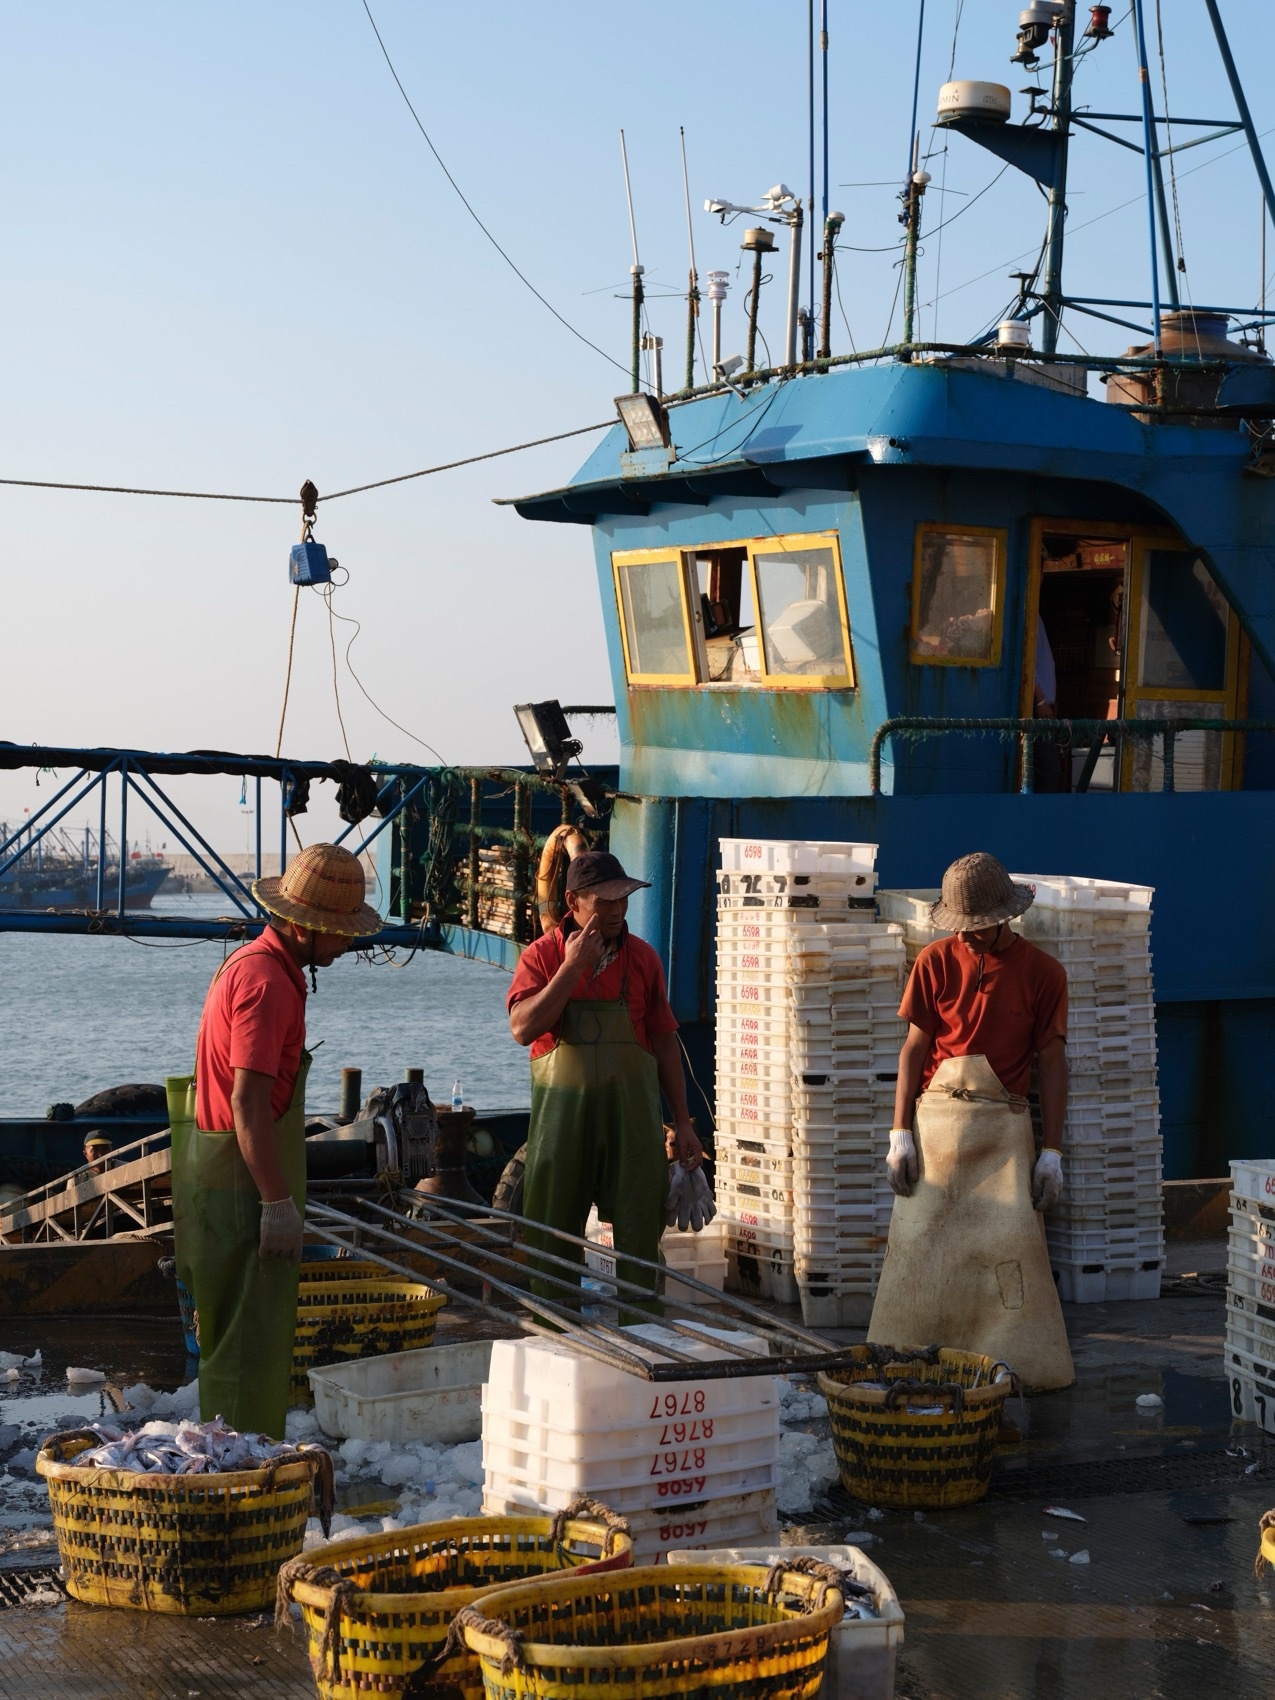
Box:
(252, 843, 382, 938)
(930, 852, 1034, 932)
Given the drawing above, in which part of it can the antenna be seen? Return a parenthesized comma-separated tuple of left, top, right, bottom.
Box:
(619, 129, 645, 393)
(679, 126, 701, 390)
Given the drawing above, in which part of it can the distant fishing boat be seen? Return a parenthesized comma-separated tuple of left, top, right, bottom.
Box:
(0, 822, 170, 911)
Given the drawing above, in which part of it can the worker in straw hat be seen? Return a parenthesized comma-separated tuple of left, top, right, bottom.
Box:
(868, 852, 1074, 1392)
(507, 850, 712, 1315)
(169, 843, 380, 1437)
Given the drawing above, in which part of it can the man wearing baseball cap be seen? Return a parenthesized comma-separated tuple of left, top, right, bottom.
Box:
(868, 852, 1073, 1390)
(508, 850, 711, 1311)
(169, 843, 380, 1436)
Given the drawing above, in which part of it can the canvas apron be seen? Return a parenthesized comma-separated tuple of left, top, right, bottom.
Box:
(522, 972, 667, 1317)
(169, 962, 310, 1438)
(868, 1053, 1074, 1392)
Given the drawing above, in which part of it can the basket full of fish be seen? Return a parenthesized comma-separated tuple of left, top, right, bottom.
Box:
(36, 1417, 334, 1614)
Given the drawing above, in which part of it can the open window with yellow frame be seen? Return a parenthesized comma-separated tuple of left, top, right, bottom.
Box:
(910, 524, 1007, 667)
(612, 549, 702, 685)
(611, 530, 854, 689)
(1121, 539, 1244, 791)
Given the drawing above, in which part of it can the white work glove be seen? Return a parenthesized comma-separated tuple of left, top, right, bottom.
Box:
(664, 1163, 693, 1231)
(1032, 1149, 1064, 1213)
(259, 1197, 304, 1263)
(886, 1129, 919, 1197)
(687, 1167, 717, 1233)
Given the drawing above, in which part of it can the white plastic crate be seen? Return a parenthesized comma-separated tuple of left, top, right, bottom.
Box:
(1010, 872, 1153, 915)
(1226, 1368, 1275, 1433)
(482, 1414, 779, 1494)
(715, 1081, 795, 1118)
(308, 1341, 493, 1445)
(1233, 1159, 1275, 1206)
(480, 1487, 783, 1568)
(484, 1328, 777, 1435)
(718, 838, 877, 875)
(482, 1458, 778, 1517)
(712, 1136, 793, 1172)
(1226, 1297, 1275, 1356)
(1052, 1259, 1163, 1303)
(717, 1192, 794, 1235)
(797, 1287, 878, 1329)
(725, 1244, 801, 1306)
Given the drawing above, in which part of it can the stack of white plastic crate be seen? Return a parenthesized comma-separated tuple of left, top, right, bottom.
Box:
(1225, 1159, 1275, 1434)
(877, 876, 1164, 1303)
(480, 1326, 781, 1562)
(1012, 875, 1163, 1302)
(714, 837, 905, 1326)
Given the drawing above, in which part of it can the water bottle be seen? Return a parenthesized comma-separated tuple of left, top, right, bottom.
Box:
(451, 1080, 464, 1114)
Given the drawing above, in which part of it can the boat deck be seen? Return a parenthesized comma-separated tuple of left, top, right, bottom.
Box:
(1, 1240, 1271, 1699)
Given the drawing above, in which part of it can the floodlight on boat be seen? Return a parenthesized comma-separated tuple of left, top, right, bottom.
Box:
(615, 391, 672, 452)
(514, 701, 582, 782)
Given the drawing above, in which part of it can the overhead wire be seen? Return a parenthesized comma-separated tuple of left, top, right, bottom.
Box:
(0, 421, 614, 511)
(359, 0, 631, 380)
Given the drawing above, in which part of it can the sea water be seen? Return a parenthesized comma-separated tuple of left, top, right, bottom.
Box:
(0, 893, 530, 1115)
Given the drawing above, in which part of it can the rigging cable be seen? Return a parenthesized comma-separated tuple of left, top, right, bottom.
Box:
(0, 421, 613, 510)
(920, 121, 1275, 316)
(359, 0, 631, 381)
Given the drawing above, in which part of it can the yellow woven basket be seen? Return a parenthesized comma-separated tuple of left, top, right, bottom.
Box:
(818, 1346, 1015, 1510)
(458, 1562, 843, 1700)
(290, 1261, 447, 1401)
(36, 1431, 323, 1614)
(280, 1503, 634, 1700)
(1258, 1513, 1275, 1576)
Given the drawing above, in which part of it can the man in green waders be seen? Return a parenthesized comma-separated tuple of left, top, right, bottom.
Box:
(507, 851, 712, 1313)
(169, 843, 380, 1437)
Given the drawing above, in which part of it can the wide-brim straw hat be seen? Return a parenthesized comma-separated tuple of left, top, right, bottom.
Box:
(252, 843, 382, 937)
(930, 852, 1034, 932)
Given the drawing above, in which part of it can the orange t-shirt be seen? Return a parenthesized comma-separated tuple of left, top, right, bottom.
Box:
(899, 933, 1068, 1097)
(195, 929, 307, 1129)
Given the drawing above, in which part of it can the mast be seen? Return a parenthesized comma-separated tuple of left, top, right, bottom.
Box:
(1040, 1, 1076, 355)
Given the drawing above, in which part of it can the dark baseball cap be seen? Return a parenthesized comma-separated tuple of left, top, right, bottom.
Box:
(565, 851, 650, 902)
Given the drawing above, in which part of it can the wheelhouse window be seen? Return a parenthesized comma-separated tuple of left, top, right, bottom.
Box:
(613, 532, 852, 690)
(1138, 550, 1228, 691)
(911, 525, 1006, 666)
(613, 550, 698, 684)
(753, 540, 854, 685)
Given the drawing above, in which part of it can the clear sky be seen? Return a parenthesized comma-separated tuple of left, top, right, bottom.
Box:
(1, 0, 1271, 851)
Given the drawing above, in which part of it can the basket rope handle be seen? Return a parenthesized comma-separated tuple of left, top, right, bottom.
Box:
(419, 1603, 525, 1681)
(549, 1495, 632, 1559)
(761, 1554, 874, 1610)
(883, 1377, 967, 1415)
(39, 1428, 103, 1462)
(274, 1559, 360, 1678)
(860, 1343, 943, 1371)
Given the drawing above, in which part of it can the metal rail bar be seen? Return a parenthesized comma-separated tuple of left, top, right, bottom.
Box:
(307, 1191, 858, 1380)
(397, 1188, 840, 1354)
(869, 715, 1275, 795)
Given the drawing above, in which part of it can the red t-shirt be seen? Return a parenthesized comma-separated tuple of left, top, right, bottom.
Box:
(899, 933, 1068, 1097)
(195, 928, 307, 1129)
(507, 922, 679, 1061)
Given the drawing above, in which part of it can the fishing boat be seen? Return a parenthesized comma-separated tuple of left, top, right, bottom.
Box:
(0, 822, 170, 910)
(463, 0, 1275, 1186)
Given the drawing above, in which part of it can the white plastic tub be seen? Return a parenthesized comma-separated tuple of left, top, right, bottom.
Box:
(308, 1340, 493, 1445)
(719, 838, 878, 876)
(666, 1543, 904, 1700)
